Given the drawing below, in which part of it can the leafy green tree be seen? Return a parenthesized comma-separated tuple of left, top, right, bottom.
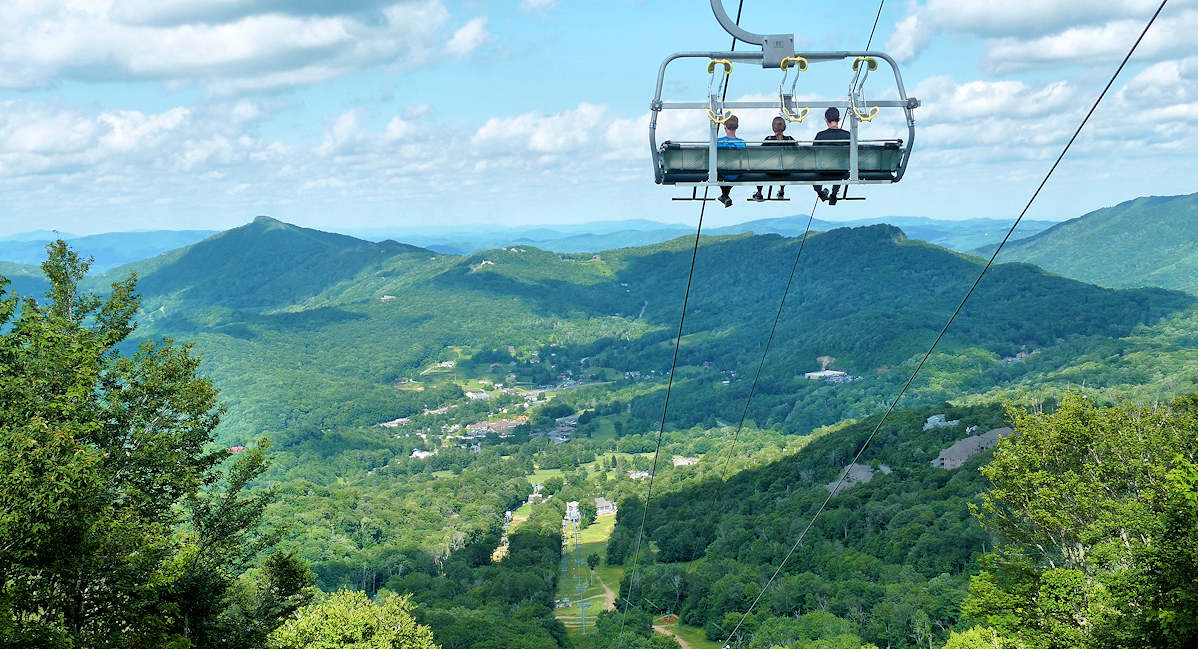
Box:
(965, 394, 1198, 649)
(588, 553, 601, 570)
(940, 627, 1007, 648)
(543, 476, 565, 495)
(0, 243, 307, 648)
(269, 590, 438, 649)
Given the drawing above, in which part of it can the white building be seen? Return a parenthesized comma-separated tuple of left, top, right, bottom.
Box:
(595, 497, 617, 516)
(923, 414, 960, 430)
(804, 369, 848, 380)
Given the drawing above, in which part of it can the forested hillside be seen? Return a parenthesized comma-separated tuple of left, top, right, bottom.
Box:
(977, 192, 1198, 294)
(602, 396, 1198, 649)
(5, 215, 1198, 649)
(89, 218, 1194, 447)
(0, 261, 47, 297)
(608, 402, 1007, 649)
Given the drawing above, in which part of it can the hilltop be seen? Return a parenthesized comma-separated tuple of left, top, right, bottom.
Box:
(63, 215, 1190, 448)
(975, 192, 1198, 294)
(104, 216, 431, 310)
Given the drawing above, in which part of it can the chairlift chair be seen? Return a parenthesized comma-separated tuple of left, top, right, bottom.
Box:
(650, 1, 920, 198)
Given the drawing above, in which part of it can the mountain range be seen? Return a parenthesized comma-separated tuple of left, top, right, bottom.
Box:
(0, 229, 217, 273)
(976, 192, 1198, 294)
(7, 194, 1198, 649)
(344, 215, 1059, 255)
(42, 212, 1184, 449)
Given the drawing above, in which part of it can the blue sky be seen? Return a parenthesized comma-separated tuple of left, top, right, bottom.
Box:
(1, 0, 1196, 236)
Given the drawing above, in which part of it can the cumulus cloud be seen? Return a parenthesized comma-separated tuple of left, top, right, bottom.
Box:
(0, 0, 488, 94)
(887, 0, 1197, 66)
(983, 9, 1198, 73)
(447, 17, 490, 58)
(914, 76, 1076, 123)
(472, 103, 607, 157)
(109, 0, 403, 26)
(1117, 56, 1198, 104)
(0, 99, 278, 186)
(520, 0, 557, 10)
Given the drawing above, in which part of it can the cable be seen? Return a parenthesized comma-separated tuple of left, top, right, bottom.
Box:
(865, 0, 884, 50)
(613, 5, 742, 646)
(719, 2, 1168, 645)
(715, 197, 818, 485)
(613, 187, 709, 649)
(718, 0, 883, 498)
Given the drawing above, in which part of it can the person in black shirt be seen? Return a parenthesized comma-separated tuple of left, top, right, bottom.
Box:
(752, 116, 796, 202)
(814, 107, 850, 205)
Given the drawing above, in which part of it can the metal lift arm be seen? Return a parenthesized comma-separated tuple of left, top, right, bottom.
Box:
(710, 0, 795, 67)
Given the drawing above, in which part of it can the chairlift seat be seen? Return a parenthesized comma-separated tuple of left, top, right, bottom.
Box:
(657, 141, 904, 184)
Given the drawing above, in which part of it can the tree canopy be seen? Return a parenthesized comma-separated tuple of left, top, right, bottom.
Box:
(0, 242, 312, 648)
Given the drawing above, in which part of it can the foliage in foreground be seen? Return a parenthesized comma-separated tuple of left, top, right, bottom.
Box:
(965, 393, 1198, 649)
(269, 590, 438, 649)
(0, 243, 312, 648)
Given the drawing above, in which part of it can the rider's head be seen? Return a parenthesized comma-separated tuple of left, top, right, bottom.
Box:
(724, 115, 739, 134)
(771, 116, 786, 134)
(825, 106, 840, 126)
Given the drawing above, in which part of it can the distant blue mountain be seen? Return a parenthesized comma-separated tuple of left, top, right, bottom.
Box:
(0, 215, 1057, 272)
(0, 230, 217, 272)
(0, 229, 77, 242)
(347, 216, 1058, 255)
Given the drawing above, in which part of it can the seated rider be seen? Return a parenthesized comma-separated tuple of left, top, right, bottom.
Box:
(753, 116, 796, 202)
(716, 115, 745, 208)
(813, 107, 850, 206)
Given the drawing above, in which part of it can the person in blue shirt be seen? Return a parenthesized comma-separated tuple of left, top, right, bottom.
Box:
(716, 115, 745, 207)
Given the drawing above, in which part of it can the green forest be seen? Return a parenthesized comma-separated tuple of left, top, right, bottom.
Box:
(2, 208, 1197, 649)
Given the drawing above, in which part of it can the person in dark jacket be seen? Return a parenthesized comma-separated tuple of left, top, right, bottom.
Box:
(752, 116, 796, 202)
(813, 107, 850, 205)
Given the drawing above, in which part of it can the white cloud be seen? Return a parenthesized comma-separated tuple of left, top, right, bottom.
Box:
(109, 0, 404, 26)
(887, 0, 1197, 66)
(520, 0, 556, 10)
(887, 12, 930, 64)
(402, 104, 431, 120)
(1117, 56, 1198, 104)
(982, 9, 1198, 74)
(914, 76, 1077, 123)
(472, 103, 607, 156)
(0, 98, 298, 194)
(0, 0, 486, 94)
(447, 17, 490, 58)
(317, 109, 369, 156)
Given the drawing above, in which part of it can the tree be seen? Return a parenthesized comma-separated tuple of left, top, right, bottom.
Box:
(941, 627, 1008, 649)
(269, 590, 438, 649)
(587, 553, 601, 571)
(964, 394, 1198, 649)
(542, 476, 565, 495)
(0, 243, 308, 648)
